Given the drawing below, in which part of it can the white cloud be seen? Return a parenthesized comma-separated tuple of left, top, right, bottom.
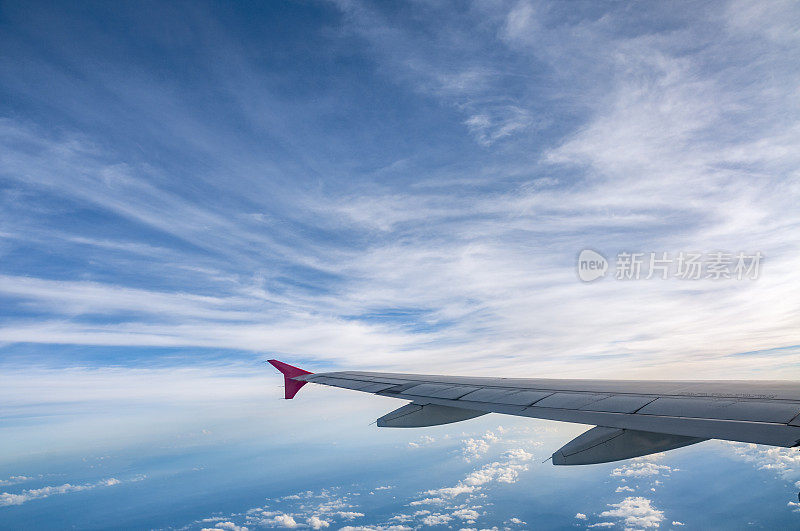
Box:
(464, 106, 534, 146)
(0, 0, 799, 393)
(409, 430, 537, 527)
(503, 448, 533, 461)
(264, 514, 298, 528)
(0, 476, 32, 487)
(307, 516, 330, 529)
(0, 477, 122, 506)
(422, 513, 452, 525)
(611, 462, 673, 478)
(424, 485, 477, 498)
(339, 527, 412, 531)
(410, 497, 445, 506)
(337, 511, 366, 520)
(463, 460, 529, 486)
(407, 433, 537, 531)
(422, 436, 536, 503)
(728, 442, 800, 483)
(462, 438, 490, 461)
(202, 523, 249, 531)
(453, 508, 480, 521)
(575, 513, 587, 520)
(599, 497, 665, 529)
(191, 487, 368, 531)
(409, 436, 437, 448)
(462, 430, 502, 461)
(5, 37, 800, 380)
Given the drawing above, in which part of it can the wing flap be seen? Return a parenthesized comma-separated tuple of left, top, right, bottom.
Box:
(404, 383, 481, 399)
(638, 397, 800, 423)
(579, 394, 656, 413)
(459, 388, 553, 405)
(533, 392, 610, 409)
(308, 376, 377, 390)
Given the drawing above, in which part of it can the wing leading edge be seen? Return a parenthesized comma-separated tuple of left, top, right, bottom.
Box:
(268, 360, 800, 465)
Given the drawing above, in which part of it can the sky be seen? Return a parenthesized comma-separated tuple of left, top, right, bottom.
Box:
(1, 0, 800, 529)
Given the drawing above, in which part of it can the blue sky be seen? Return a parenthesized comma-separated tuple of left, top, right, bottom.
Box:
(2, 0, 800, 529)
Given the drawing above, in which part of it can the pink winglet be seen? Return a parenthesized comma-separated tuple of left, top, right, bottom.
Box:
(268, 359, 313, 399)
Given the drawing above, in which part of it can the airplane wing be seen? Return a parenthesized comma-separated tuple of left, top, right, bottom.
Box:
(268, 360, 800, 465)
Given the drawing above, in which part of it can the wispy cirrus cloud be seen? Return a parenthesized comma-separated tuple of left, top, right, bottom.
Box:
(1, 0, 800, 383)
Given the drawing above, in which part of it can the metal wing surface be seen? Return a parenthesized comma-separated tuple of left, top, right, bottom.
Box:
(269, 360, 800, 465)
